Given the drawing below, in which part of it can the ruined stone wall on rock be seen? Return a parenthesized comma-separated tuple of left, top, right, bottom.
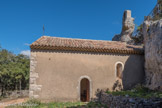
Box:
(143, 19, 162, 91)
(112, 10, 145, 45)
(112, 10, 135, 43)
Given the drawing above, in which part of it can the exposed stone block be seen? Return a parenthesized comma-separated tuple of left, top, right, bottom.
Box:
(29, 91, 33, 97)
(30, 84, 42, 91)
(33, 95, 39, 99)
(30, 73, 39, 78)
(30, 78, 36, 84)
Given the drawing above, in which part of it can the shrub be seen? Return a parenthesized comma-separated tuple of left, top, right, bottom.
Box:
(106, 85, 162, 99)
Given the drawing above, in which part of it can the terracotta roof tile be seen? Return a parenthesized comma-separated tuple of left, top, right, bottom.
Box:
(30, 36, 144, 55)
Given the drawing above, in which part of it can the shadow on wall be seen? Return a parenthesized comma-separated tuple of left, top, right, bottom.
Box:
(113, 55, 145, 91)
(122, 55, 145, 90)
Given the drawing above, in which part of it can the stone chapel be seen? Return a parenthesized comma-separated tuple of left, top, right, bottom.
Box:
(29, 11, 145, 102)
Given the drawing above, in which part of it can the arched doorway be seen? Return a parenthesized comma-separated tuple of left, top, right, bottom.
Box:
(80, 78, 90, 102)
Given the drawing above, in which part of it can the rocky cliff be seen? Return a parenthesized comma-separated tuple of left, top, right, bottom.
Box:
(143, 19, 162, 91)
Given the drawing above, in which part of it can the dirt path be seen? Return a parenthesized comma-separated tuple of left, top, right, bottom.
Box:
(0, 98, 28, 108)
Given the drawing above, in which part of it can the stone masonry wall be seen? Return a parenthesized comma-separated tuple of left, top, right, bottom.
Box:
(96, 92, 162, 108)
(2, 90, 29, 99)
(29, 51, 42, 99)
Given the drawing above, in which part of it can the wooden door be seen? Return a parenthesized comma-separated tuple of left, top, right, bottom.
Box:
(80, 78, 90, 102)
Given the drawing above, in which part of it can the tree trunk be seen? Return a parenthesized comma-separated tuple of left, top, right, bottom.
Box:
(19, 80, 22, 94)
(1, 85, 4, 96)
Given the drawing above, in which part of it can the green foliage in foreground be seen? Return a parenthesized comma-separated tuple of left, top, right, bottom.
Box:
(106, 85, 162, 99)
(0, 46, 30, 96)
(7, 99, 107, 108)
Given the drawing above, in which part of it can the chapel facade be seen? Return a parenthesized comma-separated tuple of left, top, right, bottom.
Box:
(29, 36, 144, 102)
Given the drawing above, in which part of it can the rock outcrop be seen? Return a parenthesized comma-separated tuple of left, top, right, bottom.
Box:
(143, 19, 162, 91)
(112, 10, 135, 43)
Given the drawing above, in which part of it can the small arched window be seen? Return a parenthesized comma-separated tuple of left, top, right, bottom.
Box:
(115, 62, 124, 79)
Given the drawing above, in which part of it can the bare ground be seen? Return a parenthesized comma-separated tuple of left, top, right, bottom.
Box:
(0, 98, 28, 108)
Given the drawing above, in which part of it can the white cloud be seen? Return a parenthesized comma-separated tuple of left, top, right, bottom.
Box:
(20, 50, 30, 57)
(24, 43, 30, 46)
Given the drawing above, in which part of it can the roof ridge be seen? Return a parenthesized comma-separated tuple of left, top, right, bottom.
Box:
(41, 35, 127, 44)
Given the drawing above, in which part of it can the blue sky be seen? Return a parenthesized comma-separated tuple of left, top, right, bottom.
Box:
(0, 0, 156, 55)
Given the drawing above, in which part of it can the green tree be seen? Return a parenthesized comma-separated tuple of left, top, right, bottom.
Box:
(0, 46, 30, 96)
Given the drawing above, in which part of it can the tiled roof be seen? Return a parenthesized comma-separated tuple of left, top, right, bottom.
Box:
(30, 36, 144, 55)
